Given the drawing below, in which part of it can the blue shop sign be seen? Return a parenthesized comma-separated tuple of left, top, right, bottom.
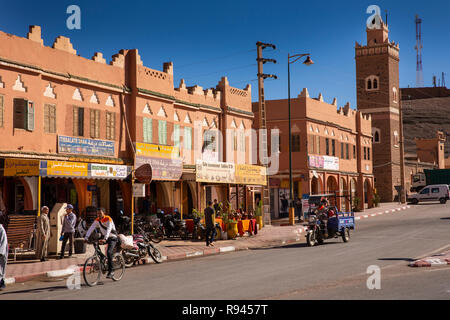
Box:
(58, 135, 115, 157)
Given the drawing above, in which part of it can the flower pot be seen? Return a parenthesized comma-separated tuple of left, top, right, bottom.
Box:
(227, 222, 238, 239)
(256, 216, 263, 229)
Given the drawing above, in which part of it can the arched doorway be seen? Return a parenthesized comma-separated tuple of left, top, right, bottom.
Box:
(311, 177, 319, 195)
(326, 176, 339, 207)
(350, 178, 357, 210)
(364, 179, 373, 208)
(340, 177, 348, 212)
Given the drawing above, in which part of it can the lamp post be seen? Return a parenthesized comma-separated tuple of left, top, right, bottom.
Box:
(288, 53, 313, 225)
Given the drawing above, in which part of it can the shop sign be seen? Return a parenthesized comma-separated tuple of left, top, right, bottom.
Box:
(133, 183, 146, 197)
(135, 142, 179, 159)
(89, 164, 128, 179)
(135, 156, 182, 181)
(280, 180, 290, 189)
(269, 178, 281, 187)
(4, 159, 40, 176)
(235, 164, 267, 186)
(41, 161, 88, 177)
(58, 135, 115, 157)
(196, 160, 235, 184)
(308, 155, 339, 171)
(135, 164, 152, 184)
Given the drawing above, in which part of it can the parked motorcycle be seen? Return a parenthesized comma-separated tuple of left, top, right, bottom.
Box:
(121, 226, 163, 268)
(191, 217, 206, 241)
(134, 216, 164, 243)
(161, 213, 189, 240)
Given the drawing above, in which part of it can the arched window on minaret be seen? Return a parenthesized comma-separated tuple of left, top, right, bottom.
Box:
(373, 78, 378, 89)
(367, 79, 372, 90)
(372, 128, 381, 144)
(366, 75, 379, 91)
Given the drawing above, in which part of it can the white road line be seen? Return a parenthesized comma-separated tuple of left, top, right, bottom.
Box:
(377, 212, 383, 215)
(391, 209, 396, 212)
(371, 214, 377, 217)
(396, 208, 402, 211)
(355, 217, 361, 220)
(385, 210, 390, 213)
(363, 215, 369, 218)
(46, 268, 75, 278)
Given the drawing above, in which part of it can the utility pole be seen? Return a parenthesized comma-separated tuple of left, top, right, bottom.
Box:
(256, 41, 277, 226)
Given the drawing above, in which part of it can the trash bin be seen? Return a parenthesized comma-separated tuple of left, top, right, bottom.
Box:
(74, 238, 86, 254)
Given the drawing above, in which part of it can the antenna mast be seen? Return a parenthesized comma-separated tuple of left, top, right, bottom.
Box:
(415, 15, 424, 87)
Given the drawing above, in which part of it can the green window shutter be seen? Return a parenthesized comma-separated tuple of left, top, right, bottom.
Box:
(73, 107, 78, 136)
(143, 118, 152, 143)
(158, 120, 167, 145)
(184, 127, 192, 150)
(174, 124, 180, 147)
(26, 101, 35, 131)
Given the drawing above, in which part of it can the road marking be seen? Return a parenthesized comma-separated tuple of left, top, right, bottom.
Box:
(355, 217, 361, 220)
(186, 251, 203, 258)
(220, 246, 236, 253)
(377, 212, 383, 215)
(363, 215, 369, 218)
(371, 214, 377, 217)
(396, 208, 402, 211)
(391, 209, 396, 212)
(5, 278, 15, 285)
(402, 207, 407, 210)
(385, 210, 390, 213)
(407, 205, 411, 208)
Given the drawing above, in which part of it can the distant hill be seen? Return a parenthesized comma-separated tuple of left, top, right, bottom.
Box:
(401, 96, 450, 157)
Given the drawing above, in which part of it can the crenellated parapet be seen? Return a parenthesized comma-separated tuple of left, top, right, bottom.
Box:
(52, 36, 77, 55)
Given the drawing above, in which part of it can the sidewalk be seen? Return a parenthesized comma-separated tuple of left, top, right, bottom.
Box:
(3, 202, 412, 286)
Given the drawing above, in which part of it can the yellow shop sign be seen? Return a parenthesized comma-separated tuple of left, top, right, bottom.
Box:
(4, 159, 40, 176)
(135, 142, 180, 159)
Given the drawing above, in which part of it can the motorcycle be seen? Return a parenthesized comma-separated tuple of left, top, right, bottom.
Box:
(191, 217, 206, 241)
(134, 216, 164, 243)
(121, 226, 163, 268)
(161, 213, 189, 240)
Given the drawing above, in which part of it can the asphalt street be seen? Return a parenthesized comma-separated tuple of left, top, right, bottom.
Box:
(1, 202, 450, 300)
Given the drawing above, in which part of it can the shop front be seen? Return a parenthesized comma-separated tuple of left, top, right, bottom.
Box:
(39, 161, 132, 223)
(134, 143, 183, 216)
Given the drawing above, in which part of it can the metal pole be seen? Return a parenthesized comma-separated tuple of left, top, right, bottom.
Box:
(288, 55, 295, 225)
(37, 176, 41, 217)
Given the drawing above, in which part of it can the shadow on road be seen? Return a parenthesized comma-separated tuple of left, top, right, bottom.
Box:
(377, 258, 416, 262)
(249, 241, 343, 251)
(440, 217, 450, 220)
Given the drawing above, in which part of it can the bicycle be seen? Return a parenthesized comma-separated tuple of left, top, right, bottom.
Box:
(83, 240, 125, 287)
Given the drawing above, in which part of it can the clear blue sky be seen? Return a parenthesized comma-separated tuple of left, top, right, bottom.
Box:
(1, 0, 448, 108)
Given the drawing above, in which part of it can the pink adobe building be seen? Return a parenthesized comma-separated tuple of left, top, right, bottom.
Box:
(253, 89, 374, 218)
(0, 25, 259, 225)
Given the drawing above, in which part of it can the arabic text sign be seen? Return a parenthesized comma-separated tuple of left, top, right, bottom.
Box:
(196, 161, 235, 184)
(4, 159, 40, 176)
(58, 136, 115, 157)
(90, 164, 128, 179)
(235, 164, 267, 186)
(135, 142, 179, 159)
(308, 155, 339, 171)
(135, 156, 182, 181)
(45, 161, 88, 177)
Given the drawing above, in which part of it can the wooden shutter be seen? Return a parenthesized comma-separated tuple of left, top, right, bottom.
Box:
(78, 107, 84, 136)
(158, 120, 167, 145)
(184, 127, 192, 150)
(14, 98, 26, 129)
(174, 124, 180, 147)
(143, 118, 152, 143)
(26, 101, 35, 131)
(44, 104, 50, 133)
(44, 104, 56, 133)
(73, 107, 78, 136)
(106, 112, 115, 140)
(90, 109, 99, 138)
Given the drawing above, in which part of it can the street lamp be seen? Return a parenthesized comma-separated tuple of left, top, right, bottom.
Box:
(288, 53, 314, 225)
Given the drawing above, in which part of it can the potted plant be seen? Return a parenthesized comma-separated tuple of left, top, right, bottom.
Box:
(372, 190, 381, 207)
(352, 196, 361, 212)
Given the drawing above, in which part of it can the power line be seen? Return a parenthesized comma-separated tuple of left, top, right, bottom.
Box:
(181, 64, 257, 81)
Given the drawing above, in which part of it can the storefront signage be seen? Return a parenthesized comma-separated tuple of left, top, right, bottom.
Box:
(58, 136, 115, 157)
(308, 155, 339, 171)
(235, 164, 267, 186)
(89, 164, 128, 179)
(196, 161, 235, 184)
(135, 142, 179, 159)
(41, 161, 89, 177)
(4, 159, 40, 176)
(135, 156, 182, 181)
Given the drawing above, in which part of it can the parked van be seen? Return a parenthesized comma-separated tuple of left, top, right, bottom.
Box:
(407, 184, 450, 204)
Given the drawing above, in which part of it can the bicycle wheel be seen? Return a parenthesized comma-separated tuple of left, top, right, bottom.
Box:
(83, 256, 102, 287)
(148, 245, 163, 263)
(111, 253, 125, 281)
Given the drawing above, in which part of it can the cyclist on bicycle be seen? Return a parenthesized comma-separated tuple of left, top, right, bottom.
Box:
(84, 208, 119, 279)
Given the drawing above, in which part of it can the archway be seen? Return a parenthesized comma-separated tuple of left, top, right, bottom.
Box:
(364, 179, 373, 208)
(340, 177, 348, 212)
(350, 178, 357, 210)
(326, 176, 339, 207)
(311, 177, 319, 195)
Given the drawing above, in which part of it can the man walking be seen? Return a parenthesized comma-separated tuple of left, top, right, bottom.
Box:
(0, 223, 7, 290)
(60, 204, 76, 259)
(204, 201, 216, 247)
(36, 206, 51, 262)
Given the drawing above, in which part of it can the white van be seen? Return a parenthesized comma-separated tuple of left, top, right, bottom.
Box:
(408, 184, 450, 204)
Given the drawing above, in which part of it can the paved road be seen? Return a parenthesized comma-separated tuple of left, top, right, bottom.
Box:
(2, 202, 450, 300)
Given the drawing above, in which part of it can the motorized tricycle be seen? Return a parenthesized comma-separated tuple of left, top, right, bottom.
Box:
(304, 193, 355, 246)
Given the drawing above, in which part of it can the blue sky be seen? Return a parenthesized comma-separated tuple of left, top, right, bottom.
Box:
(0, 0, 448, 108)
